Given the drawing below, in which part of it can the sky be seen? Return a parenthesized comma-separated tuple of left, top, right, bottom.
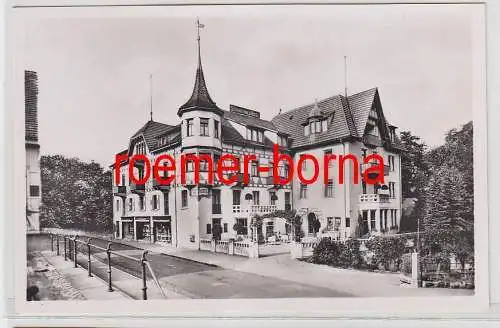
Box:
(22, 4, 478, 167)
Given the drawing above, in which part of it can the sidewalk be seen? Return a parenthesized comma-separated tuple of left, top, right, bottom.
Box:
(41, 250, 187, 300)
(40, 251, 130, 300)
(116, 239, 474, 297)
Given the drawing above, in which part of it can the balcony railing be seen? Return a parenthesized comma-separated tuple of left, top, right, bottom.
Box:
(130, 182, 145, 194)
(360, 162, 390, 177)
(212, 203, 222, 214)
(232, 204, 278, 214)
(113, 185, 127, 196)
(359, 193, 390, 203)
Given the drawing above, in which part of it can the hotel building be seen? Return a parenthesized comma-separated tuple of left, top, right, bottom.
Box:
(111, 37, 404, 249)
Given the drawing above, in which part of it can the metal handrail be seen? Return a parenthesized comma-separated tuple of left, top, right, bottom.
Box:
(50, 233, 167, 300)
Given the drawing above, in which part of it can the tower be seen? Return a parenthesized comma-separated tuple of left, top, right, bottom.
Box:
(176, 20, 224, 248)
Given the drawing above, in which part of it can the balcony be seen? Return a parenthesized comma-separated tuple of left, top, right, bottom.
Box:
(360, 162, 390, 178)
(130, 182, 145, 194)
(212, 203, 222, 214)
(232, 204, 278, 214)
(113, 185, 127, 197)
(153, 179, 171, 192)
(358, 193, 391, 210)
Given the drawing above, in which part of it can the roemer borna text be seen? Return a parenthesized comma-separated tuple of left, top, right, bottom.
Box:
(114, 144, 387, 187)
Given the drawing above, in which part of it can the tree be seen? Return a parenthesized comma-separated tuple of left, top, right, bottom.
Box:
(398, 131, 430, 232)
(40, 155, 113, 232)
(399, 131, 430, 198)
(424, 122, 473, 234)
(423, 166, 472, 232)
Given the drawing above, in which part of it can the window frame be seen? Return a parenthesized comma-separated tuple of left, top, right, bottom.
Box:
(200, 118, 209, 136)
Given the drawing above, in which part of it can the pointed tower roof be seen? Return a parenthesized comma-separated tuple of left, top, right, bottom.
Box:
(178, 23, 222, 116)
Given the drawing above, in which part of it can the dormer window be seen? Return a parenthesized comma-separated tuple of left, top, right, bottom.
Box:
(304, 118, 328, 136)
(278, 135, 288, 147)
(304, 100, 328, 136)
(247, 127, 263, 143)
(135, 142, 146, 155)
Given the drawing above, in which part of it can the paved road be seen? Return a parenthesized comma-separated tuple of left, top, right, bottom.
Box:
(32, 234, 352, 298)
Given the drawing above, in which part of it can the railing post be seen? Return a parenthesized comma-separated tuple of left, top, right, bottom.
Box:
(73, 235, 78, 268)
(106, 242, 113, 292)
(50, 234, 54, 252)
(87, 237, 93, 277)
(56, 234, 60, 256)
(64, 236, 67, 261)
(141, 251, 148, 300)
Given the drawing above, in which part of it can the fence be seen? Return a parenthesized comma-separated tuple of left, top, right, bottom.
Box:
(199, 238, 259, 258)
(48, 233, 166, 300)
(290, 240, 319, 259)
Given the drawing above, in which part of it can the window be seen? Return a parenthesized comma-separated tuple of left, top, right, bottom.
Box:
(121, 174, 126, 186)
(251, 161, 259, 177)
(232, 190, 241, 205)
(334, 217, 341, 231)
(214, 120, 219, 138)
(285, 192, 291, 211)
(115, 199, 120, 211)
(299, 184, 308, 199)
(345, 217, 351, 228)
(139, 195, 145, 211)
(389, 182, 396, 198)
(128, 198, 134, 212)
(212, 190, 221, 214)
(181, 190, 188, 207)
(223, 223, 228, 233)
(247, 127, 263, 143)
(199, 153, 210, 171)
(252, 191, 260, 205)
(324, 149, 333, 167)
(236, 218, 248, 235)
(200, 118, 209, 136)
(326, 217, 334, 231)
(206, 224, 212, 234)
(186, 119, 194, 136)
(324, 179, 334, 198)
(152, 195, 159, 210)
(128, 223, 134, 235)
(370, 210, 376, 230)
(388, 155, 395, 171)
(278, 135, 287, 147)
(307, 119, 328, 135)
(29, 185, 40, 197)
(269, 191, 276, 205)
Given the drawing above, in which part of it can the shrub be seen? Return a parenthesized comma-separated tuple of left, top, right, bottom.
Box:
(312, 238, 364, 269)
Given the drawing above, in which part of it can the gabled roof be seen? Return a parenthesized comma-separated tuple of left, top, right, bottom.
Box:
(131, 120, 176, 151)
(272, 87, 403, 151)
(347, 87, 378, 137)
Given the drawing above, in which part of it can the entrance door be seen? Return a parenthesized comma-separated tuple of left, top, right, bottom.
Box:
(308, 213, 320, 236)
(212, 218, 222, 241)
